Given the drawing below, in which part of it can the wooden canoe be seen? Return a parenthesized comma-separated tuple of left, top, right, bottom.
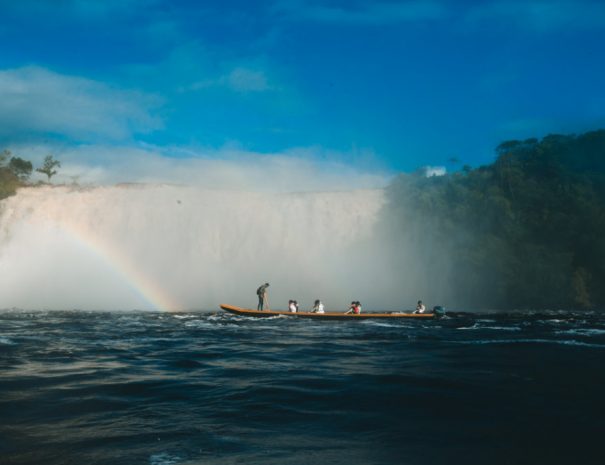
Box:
(219, 304, 436, 319)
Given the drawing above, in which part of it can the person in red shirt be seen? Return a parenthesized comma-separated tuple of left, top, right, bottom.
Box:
(346, 301, 362, 314)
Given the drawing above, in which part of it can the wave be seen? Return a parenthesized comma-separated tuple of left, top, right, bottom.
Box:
(555, 328, 605, 337)
(149, 452, 183, 465)
(456, 323, 521, 331)
(456, 323, 480, 330)
(360, 320, 403, 328)
(452, 338, 605, 348)
(482, 326, 521, 331)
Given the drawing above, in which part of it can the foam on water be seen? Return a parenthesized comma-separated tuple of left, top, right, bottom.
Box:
(481, 326, 522, 331)
(452, 338, 605, 348)
(456, 323, 481, 330)
(555, 328, 605, 336)
(149, 452, 183, 465)
(360, 320, 402, 328)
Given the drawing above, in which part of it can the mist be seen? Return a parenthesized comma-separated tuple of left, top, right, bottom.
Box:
(0, 184, 375, 310)
(10, 143, 389, 192)
(0, 177, 457, 312)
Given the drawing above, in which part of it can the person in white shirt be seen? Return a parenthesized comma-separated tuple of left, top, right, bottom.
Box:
(288, 300, 297, 313)
(414, 300, 426, 314)
(311, 299, 325, 313)
(345, 301, 356, 314)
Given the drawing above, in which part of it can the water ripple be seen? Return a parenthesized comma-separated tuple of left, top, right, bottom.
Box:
(1, 309, 603, 465)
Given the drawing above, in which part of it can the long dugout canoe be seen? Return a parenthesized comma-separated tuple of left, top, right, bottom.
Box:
(219, 304, 437, 319)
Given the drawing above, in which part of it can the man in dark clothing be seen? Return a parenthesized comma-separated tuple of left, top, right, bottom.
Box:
(256, 283, 270, 310)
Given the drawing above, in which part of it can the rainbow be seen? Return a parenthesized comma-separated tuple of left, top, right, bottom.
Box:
(56, 218, 182, 312)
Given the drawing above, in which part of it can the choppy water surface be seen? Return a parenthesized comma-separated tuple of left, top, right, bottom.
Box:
(1, 310, 603, 465)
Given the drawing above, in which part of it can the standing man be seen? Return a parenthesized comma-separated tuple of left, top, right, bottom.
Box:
(256, 282, 270, 310)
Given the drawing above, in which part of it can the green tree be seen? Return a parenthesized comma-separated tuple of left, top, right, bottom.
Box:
(0, 149, 11, 167)
(9, 157, 33, 181)
(0, 150, 20, 199)
(383, 129, 605, 310)
(36, 155, 61, 182)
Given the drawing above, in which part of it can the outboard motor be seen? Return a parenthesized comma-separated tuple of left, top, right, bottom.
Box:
(432, 306, 446, 317)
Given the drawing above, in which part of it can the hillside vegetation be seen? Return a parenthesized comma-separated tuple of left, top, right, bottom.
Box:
(385, 129, 605, 310)
(0, 152, 60, 199)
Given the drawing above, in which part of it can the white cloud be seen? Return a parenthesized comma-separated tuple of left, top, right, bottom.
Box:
(0, 66, 162, 142)
(466, 1, 605, 31)
(10, 143, 390, 192)
(273, 0, 446, 24)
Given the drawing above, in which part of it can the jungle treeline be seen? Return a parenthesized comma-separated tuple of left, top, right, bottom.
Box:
(385, 129, 605, 310)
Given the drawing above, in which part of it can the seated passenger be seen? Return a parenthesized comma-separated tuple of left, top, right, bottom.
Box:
(345, 301, 356, 314)
(288, 300, 297, 313)
(353, 301, 362, 314)
(311, 299, 325, 313)
(414, 300, 426, 314)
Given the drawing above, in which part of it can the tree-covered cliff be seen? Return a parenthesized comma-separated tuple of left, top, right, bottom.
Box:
(385, 129, 605, 310)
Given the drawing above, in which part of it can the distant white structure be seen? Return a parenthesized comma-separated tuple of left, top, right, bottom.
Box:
(423, 166, 447, 177)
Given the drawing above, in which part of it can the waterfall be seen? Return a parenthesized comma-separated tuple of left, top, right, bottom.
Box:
(0, 184, 395, 311)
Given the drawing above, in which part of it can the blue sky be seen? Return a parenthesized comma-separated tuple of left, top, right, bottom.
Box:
(1, 0, 604, 179)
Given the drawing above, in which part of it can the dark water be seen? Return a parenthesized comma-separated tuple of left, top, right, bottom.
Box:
(1, 310, 604, 465)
